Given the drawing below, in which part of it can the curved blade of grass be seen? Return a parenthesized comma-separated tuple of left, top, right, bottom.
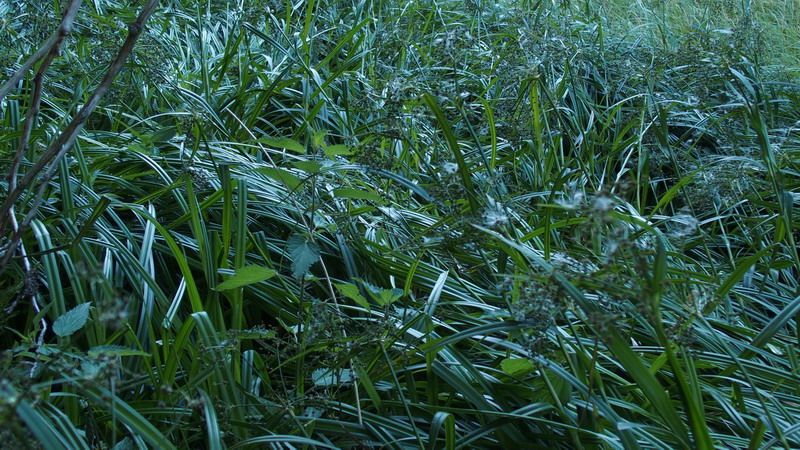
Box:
(730, 294, 800, 366)
(82, 388, 176, 450)
(711, 246, 774, 312)
(228, 435, 338, 449)
(125, 203, 203, 313)
(16, 401, 71, 450)
(423, 93, 479, 213)
(192, 311, 246, 438)
(428, 411, 456, 450)
(197, 389, 224, 450)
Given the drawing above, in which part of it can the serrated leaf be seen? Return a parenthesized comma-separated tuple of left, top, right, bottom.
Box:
(215, 266, 276, 291)
(312, 129, 327, 148)
(287, 235, 320, 278)
(335, 282, 370, 310)
(354, 278, 402, 305)
(333, 188, 383, 202)
(82, 360, 101, 378)
(253, 167, 303, 190)
(88, 345, 150, 358)
(258, 137, 305, 153)
(292, 161, 323, 173)
(37, 345, 59, 356)
(375, 288, 404, 306)
(355, 278, 380, 293)
(312, 368, 355, 387)
(323, 144, 355, 160)
(53, 303, 92, 337)
(113, 437, 136, 450)
(501, 358, 535, 377)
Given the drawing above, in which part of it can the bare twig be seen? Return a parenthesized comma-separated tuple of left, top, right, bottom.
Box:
(0, 0, 84, 376)
(8, 0, 80, 202)
(0, 0, 163, 276)
(0, 0, 84, 106)
(9, 26, 68, 188)
(3, 0, 83, 236)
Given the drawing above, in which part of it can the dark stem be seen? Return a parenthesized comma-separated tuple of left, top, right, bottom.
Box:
(0, 0, 163, 276)
(0, 0, 84, 106)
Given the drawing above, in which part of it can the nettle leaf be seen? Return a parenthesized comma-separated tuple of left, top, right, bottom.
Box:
(312, 129, 327, 148)
(312, 368, 355, 387)
(335, 282, 370, 310)
(113, 437, 136, 450)
(501, 358, 535, 377)
(292, 161, 323, 173)
(257, 137, 305, 153)
(356, 278, 381, 293)
(354, 279, 403, 306)
(375, 288, 404, 306)
(53, 303, 92, 337)
(323, 144, 355, 160)
(287, 235, 320, 278)
(253, 167, 303, 190)
(215, 266, 276, 291)
(89, 345, 150, 358)
(81, 360, 102, 378)
(37, 345, 59, 356)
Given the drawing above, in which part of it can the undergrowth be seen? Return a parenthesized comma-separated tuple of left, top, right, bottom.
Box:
(1, 0, 798, 448)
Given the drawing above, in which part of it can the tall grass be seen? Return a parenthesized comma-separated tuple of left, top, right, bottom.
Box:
(1, 0, 798, 447)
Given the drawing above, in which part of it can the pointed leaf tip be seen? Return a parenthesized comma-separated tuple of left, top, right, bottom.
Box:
(53, 303, 92, 337)
(215, 266, 276, 291)
(288, 235, 320, 278)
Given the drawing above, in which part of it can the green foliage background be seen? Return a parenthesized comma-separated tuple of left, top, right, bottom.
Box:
(1, 0, 799, 448)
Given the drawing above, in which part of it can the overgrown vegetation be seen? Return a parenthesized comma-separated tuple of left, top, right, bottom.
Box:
(1, 0, 799, 448)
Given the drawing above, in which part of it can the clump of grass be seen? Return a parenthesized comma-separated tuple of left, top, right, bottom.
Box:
(1, 0, 798, 448)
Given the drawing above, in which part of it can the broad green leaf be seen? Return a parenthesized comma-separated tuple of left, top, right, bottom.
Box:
(53, 303, 91, 337)
(113, 438, 135, 450)
(215, 266, 276, 291)
(335, 282, 370, 310)
(257, 137, 305, 153)
(293, 161, 323, 173)
(312, 129, 327, 148)
(375, 288, 403, 306)
(323, 144, 355, 159)
(356, 279, 403, 305)
(501, 358, 535, 377)
(253, 167, 303, 190)
(88, 345, 150, 358)
(287, 235, 320, 278)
